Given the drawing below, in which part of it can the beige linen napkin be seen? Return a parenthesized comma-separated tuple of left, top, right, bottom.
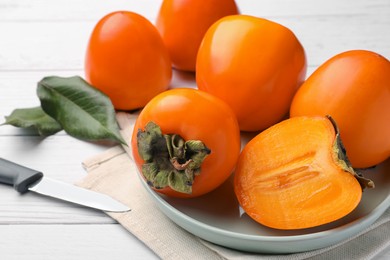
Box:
(78, 112, 390, 260)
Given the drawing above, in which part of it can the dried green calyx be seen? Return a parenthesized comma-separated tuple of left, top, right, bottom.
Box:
(137, 121, 211, 194)
(328, 115, 375, 191)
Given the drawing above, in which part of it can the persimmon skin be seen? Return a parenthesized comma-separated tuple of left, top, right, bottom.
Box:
(85, 11, 172, 110)
(196, 15, 307, 131)
(290, 50, 390, 168)
(156, 0, 238, 72)
(234, 116, 362, 230)
(131, 88, 241, 198)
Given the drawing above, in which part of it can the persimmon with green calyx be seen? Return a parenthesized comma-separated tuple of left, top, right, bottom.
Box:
(234, 116, 374, 230)
(136, 121, 211, 194)
(131, 88, 241, 198)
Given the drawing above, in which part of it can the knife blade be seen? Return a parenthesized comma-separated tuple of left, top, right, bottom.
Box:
(0, 157, 130, 212)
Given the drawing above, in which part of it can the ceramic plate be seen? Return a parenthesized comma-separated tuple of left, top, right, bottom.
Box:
(139, 159, 390, 253)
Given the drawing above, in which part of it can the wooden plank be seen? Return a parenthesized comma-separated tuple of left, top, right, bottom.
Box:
(0, 0, 161, 22)
(0, 71, 80, 123)
(273, 14, 390, 66)
(0, 0, 388, 21)
(0, 224, 158, 260)
(238, 0, 390, 16)
(0, 187, 114, 224)
(0, 135, 113, 181)
(0, 21, 90, 71)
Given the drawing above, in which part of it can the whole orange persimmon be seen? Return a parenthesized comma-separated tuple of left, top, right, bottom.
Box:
(131, 88, 241, 198)
(156, 0, 238, 72)
(290, 50, 390, 168)
(85, 11, 172, 110)
(196, 15, 307, 131)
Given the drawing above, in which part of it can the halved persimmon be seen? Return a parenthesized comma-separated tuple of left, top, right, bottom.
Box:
(234, 116, 373, 230)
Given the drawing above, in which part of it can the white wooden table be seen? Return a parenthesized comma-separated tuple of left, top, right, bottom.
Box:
(0, 0, 389, 259)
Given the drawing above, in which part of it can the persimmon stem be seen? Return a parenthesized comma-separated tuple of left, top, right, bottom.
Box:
(170, 158, 193, 171)
(327, 115, 375, 191)
(137, 121, 211, 194)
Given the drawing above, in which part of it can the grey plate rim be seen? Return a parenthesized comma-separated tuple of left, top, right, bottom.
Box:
(139, 166, 390, 253)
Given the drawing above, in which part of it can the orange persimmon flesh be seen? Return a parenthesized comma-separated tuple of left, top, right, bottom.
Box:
(234, 116, 363, 230)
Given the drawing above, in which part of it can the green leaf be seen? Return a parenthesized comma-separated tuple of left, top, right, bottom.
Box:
(37, 76, 126, 145)
(1, 107, 62, 136)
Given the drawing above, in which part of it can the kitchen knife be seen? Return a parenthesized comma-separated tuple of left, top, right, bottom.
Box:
(0, 157, 130, 212)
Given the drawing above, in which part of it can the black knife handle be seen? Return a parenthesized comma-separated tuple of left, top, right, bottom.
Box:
(0, 158, 43, 193)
